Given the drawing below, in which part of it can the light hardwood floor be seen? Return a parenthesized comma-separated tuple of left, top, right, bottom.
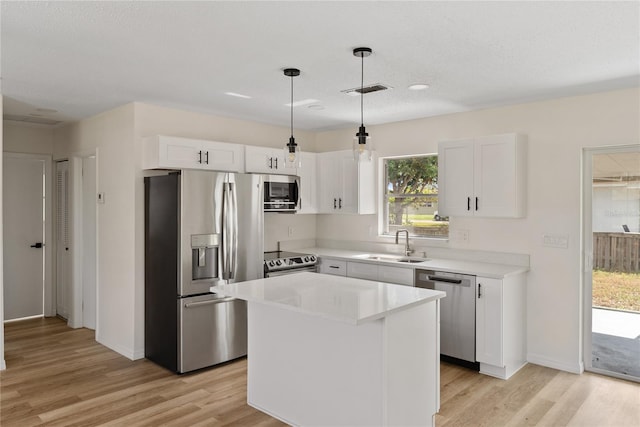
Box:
(1, 317, 639, 426)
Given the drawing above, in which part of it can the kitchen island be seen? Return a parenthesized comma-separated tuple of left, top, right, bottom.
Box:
(212, 272, 445, 427)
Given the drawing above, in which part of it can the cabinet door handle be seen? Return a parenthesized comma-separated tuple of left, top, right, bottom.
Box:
(338, 198, 342, 209)
(329, 265, 340, 269)
(478, 283, 482, 298)
(467, 197, 471, 211)
(274, 158, 278, 169)
(205, 151, 209, 165)
(475, 197, 478, 211)
(269, 157, 273, 169)
(334, 198, 337, 209)
(198, 150, 203, 164)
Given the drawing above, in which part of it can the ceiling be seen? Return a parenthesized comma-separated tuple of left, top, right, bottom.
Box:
(2, 1, 639, 131)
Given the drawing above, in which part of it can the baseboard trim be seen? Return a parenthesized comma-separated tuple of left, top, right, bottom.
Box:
(527, 353, 583, 374)
(96, 337, 137, 361)
(133, 348, 145, 360)
(0, 359, 6, 371)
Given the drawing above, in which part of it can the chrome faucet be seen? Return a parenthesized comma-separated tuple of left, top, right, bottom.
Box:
(395, 229, 414, 256)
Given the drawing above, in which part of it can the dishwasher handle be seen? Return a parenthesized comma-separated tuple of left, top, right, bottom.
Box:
(428, 275, 463, 284)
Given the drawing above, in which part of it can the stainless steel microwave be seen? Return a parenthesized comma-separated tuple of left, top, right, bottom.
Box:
(264, 175, 299, 213)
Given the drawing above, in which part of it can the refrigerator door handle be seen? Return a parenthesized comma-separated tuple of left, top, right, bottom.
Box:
(222, 179, 238, 281)
(184, 297, 236, 308)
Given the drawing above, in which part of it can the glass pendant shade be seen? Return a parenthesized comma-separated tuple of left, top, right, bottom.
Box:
(353, 125, 373, 161)
(284, 136, 301, 168)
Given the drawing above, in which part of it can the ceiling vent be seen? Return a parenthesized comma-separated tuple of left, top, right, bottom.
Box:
(341, 83, 392, 95)
(3, 114, 63, 126)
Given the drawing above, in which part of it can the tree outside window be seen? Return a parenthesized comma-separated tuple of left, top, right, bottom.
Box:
(383, 155, 449, 238)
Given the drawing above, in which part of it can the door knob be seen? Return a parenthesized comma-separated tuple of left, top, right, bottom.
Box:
(30, 242, 44, 249)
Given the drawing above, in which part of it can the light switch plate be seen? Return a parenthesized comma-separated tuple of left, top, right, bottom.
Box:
(97, 192, 106, 204)
(542, 234, 569, 248)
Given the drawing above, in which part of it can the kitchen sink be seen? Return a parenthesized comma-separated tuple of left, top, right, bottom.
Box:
(358, 254, 429, 263)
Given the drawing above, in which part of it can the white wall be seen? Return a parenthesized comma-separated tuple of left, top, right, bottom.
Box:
(3, 123, 53, 154)
(592, 183, 640, 232)
(53, 104, 138, 358)
(315, 87, 640, 373)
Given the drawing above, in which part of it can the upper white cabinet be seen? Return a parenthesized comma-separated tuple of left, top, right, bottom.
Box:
(475, 273, 526, 380)
(143, 135, 244, 172)
(297, 152, 319, 214)
(317, 150, 376, 214)
(245, 146, 295, 175)
(438, 133, 526, 218)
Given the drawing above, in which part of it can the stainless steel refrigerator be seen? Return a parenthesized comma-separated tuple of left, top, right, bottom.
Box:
(144, 170, 264, 373)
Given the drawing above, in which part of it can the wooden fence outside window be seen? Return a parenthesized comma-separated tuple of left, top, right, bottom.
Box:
(593, 232, 640, 272)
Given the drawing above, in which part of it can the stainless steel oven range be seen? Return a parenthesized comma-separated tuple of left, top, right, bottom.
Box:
(263, 251, 318, 277)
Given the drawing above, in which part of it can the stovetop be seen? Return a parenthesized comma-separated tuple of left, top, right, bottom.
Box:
(263, 250, 318, 272)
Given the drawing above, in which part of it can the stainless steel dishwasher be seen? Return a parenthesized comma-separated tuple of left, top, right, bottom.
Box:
(415, 269, 477, 364)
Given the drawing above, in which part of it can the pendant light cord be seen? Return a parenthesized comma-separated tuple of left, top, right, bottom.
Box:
(290, 74, 294, 139)
(360, 52, 364, 127)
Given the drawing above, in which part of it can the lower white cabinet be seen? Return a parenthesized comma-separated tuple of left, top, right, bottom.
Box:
(343, 260, 414, 286)
(318, 259, 347, 276)
(475, 273, 527, 379)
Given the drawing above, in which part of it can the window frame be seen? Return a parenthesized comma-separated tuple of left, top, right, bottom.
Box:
(379, 153, 449, 240)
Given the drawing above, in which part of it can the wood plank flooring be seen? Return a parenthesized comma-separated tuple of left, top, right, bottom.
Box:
(2, 317, 639, 426)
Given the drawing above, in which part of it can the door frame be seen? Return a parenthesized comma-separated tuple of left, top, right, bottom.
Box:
(61, 151, 99, 330)
(581, 143, 639, 381)
(3, 152, 54, 317)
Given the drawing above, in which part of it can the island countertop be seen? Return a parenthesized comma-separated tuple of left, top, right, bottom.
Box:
(211, 272, 445, 325)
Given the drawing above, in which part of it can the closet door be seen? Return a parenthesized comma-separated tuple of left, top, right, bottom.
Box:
(56, 160, 70, 320)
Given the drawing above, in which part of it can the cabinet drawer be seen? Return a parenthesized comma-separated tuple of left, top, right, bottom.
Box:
(318, 259, 347, 276)
(378, 266, 414, 286)
(347, 261, 378, 281)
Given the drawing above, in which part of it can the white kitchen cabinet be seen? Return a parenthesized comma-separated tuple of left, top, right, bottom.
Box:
(346, 261, 378, 281)
(378, 265, 414, 286)
(438, 133, 526, 218)
(245, 145, 295, 175)
(343, 261, 414, 286)
(297, 152, 318, 214)
(317, 150, 376, 214)
(475, 273, 527, 380)
(143, 135, 244, 172)
(318, 259, 347, 276)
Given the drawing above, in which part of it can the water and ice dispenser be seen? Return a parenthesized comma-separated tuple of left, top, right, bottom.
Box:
(191, 234, 220, 281)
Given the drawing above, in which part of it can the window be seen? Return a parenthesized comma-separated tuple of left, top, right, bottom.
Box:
(382, 155, 449, 239)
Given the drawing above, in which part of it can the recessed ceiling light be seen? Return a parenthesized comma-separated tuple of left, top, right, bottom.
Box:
(308, 104, 325, 110)
(225, 92, 252, 99)
(285, 98, 319, 108)
(408, 84, 429, 91)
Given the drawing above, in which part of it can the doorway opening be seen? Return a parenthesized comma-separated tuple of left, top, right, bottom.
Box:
(583, 145, 640, 382)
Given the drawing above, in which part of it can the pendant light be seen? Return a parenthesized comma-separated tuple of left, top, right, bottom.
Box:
(284, 68, 301, 168)
(353, 47, 373, 162)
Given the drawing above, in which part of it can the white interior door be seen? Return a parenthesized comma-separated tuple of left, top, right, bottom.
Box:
(82, 156, 97, 330)
(56, 160, 70, 320)
(3, 155, 46, 321)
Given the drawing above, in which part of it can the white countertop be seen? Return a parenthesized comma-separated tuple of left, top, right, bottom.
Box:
(299, 247, 529, 279)
(211, 272, 445, 325)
